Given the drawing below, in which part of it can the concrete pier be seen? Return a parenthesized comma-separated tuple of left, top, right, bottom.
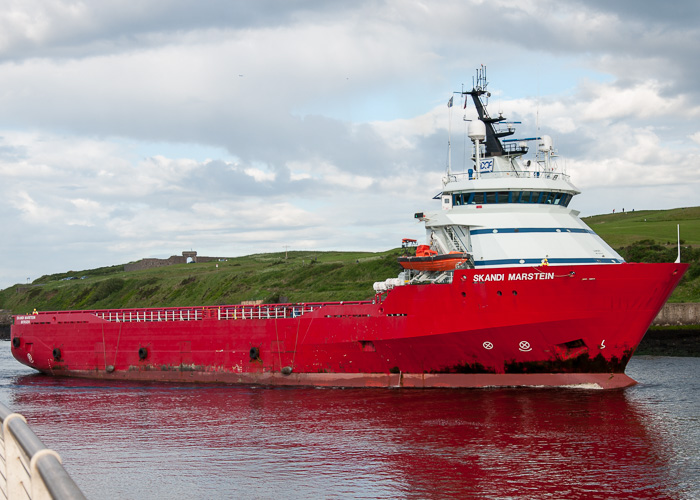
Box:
(652, 302, 700, 326)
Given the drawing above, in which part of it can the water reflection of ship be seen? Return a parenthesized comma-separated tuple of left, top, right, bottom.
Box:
(10, 374, 680, 498)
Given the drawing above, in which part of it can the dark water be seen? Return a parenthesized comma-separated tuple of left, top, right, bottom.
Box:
(0, 346, 698, 500)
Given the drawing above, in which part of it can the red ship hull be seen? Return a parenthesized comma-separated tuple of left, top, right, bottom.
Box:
(10, 263, 687, 389)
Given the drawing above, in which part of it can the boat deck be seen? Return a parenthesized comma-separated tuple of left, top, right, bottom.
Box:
(23, 300, 376, 324)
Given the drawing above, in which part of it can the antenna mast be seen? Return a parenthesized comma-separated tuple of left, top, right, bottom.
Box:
(447, 96, 454, 175)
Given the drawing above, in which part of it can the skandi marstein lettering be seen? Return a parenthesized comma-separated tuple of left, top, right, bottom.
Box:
(473, 272, 555, 283)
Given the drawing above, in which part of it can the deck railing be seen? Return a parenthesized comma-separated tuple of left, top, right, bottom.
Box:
(90, 301, 373, 324)
(20, 300, 377, 325)
(0, 402, 86, 500)
(445, 169, 569, 182)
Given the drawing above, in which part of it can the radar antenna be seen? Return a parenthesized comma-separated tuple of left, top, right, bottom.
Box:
(460, 65, 514, 157)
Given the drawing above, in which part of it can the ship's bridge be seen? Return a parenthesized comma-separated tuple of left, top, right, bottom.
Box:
(440, 173, 579, 211)
(440, 144, 581, 211)
(420, 159, 622, 267)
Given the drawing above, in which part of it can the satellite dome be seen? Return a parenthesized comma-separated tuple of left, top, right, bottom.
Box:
(468, 120, 486, 142)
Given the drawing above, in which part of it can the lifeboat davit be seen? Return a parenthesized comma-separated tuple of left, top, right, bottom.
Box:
(398, 245, 469, 272)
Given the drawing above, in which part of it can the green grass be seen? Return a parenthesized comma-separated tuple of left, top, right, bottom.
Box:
(0, 250, 405, 314)
(583, 206, 700, 247)
(1, 206, 699, 314)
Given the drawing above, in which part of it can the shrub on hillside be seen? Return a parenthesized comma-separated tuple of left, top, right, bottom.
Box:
(618, 240, 678, 263)
(92, 278, 125, 302)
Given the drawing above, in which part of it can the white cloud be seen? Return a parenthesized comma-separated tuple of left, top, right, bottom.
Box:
(243, 167, 276, 183)
(371, 108, 445, 150)
(1, 0, 700, 288)
(577, 80, 689, 122)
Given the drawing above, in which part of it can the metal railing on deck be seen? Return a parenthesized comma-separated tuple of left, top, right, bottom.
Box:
(445, 170, 569, 182)
(0, 402, 86, 500)
(92, 301, 373, 324)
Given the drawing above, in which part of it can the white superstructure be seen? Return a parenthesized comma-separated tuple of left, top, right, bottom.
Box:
(416, 67, 623, 269)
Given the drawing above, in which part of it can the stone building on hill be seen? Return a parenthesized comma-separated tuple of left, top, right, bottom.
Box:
(124, 251, 229, 272)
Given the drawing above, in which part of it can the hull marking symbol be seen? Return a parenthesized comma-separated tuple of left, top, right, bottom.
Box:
(600, 339, 606, 349)
(27, 353, 33, 363)
(518, 341, 532, 352)
(483, 341, 493, 350)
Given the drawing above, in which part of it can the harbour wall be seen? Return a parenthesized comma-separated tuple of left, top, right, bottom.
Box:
(651, 302, 700, 326)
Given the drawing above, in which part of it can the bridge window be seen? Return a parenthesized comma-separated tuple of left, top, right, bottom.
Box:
(450, 190, 573, 206)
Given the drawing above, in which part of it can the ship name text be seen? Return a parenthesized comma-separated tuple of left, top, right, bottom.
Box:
(15, 315, 36, 325)
(473, 272, 555, 283)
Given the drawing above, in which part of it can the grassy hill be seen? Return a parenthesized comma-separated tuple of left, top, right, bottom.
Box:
(0, 250, 404, 314)
(583, 206, 700, 247)
(1, 207, 699, 314)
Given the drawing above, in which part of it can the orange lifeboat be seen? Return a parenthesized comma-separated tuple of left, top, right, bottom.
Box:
(398, 245, 469, 272)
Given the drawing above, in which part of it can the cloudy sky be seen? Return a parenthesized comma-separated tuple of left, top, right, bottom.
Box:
(1, 0, 699, 289)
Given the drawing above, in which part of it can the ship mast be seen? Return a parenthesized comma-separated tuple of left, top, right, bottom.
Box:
(460, 65, 514, 157)
(447, 96, 454, 175)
